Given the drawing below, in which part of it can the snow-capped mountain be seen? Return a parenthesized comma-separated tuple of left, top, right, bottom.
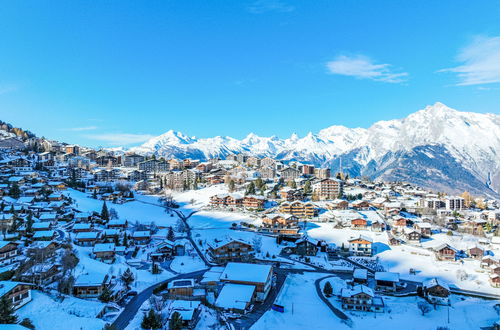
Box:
(131, 103, 500, 197)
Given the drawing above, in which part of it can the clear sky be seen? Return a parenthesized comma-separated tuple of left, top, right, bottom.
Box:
(1, 0, 500, 147)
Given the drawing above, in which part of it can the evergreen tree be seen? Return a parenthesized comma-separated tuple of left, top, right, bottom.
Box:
(323, 281, 333, 297)
(92, 189, 97, 199)
(121, 268, 135, 289)
(26, 213, 34, 236)
(287, 180, 297, 189)
(245, 182, 256, 195)
(167, 226, 175, 241)
(228, 180, 235, 193)
(9, 183, 20, 199)
(0, 295, 17, 324)
(303, 181, 312, 195)
(101, 201, 110, 221)
(255, 177, 264, 190)
(141, 309, 162, 329)
(19, 318, 35, 329)
(168, 311, 183, 330)
(129, 191, 134, 198)
(99, 286, 113, 303)
(123, 234, 129, 247)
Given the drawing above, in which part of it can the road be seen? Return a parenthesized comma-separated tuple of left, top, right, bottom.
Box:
(314, 275, 351, 325)
(111, 269, 208, 330)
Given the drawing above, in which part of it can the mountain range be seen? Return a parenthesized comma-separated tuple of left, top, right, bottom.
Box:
(131, 102, 500, 197)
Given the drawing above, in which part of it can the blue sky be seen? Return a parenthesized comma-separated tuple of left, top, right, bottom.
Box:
(0, 0, 500, 147)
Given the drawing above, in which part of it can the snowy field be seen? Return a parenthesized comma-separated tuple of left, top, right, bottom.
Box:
(17, 291, 107, 330)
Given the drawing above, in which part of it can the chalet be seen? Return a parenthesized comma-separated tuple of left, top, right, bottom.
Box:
(226, 194, 244, 207)
(279, 187, 303, 202)
(0, 241, 19, 267)
(243, 195, 265, 209)
(351, 200, 370, 210)
(326, 199, 349, 210)
(167, 279, 195, 298)
(353, 269, 368, 284)
(481, 256, 499, 269)
(371, 220, 385, 232)
(404, 228, 422, 243)
(294, 236, 319, 256)
(0, 281, 32, 310)
(93, 243, 116, 262)
(340, 285, 384, 313)
(151, 240, 176, 262)
(102, 229, 119, 242)
(207, 238, 254, 264)
(107, 219, 127, 230)
(20, 263, 62, 285)
(279, 201, 317, 218)
(422, 278, 450, 305)
(433, 244, 457, 261)
(220, 262, 273, 302)
(32, 230, 55, 241)
(467, 245, 485, 259)
(348, 236, 373, 256)
(374, 272, 400, 292)
(414, 222, 432, 237)
(26, 241, 58, 258)
(261, 214, 299, 232)
(490, 274, 500, 288)
(73, 273, 109, 298)
(388, 235, 403, 246)
(130, 231, 151, 244)
(351, 218, 368, 230)
(210, 194, 228, 207)
(215, 283, 254, 313)
(74, 231, 100, 246)
(72, 223, 92, 233)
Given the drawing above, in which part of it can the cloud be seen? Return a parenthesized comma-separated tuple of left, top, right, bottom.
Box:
(440, 35, 500, 86)
(62, 126, 98, 132)
(246, 0, 294, 14)
(85, 133, 155, 145)
(326, 55, 408, 83)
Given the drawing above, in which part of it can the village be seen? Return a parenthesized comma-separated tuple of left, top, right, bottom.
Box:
(0, 136, 499, 330)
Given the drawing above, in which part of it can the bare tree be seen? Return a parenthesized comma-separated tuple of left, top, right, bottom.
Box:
(417, 301, 432, 316)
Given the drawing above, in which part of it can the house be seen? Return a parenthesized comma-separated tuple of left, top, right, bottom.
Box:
(0, 241, 19, 267)
(20, 263, 62, 285)
(340, 285, 384, 313)
(150, 240, 177, 262)
(351, 200, 370, 210)
(167, 279, 195, 298)
(280, 167, 301, 181)
(374, 272, 400, 292)
(279, 201, 317, 218)
(348, 236, 373, 256)
(207, 238, 254, 264)
(294, 236, 319, 256)
(73, 273, 109, 298)
(468, 245, 485, 259)
(351, 218, 367, 230)
(107, 219, 127, 230)
(404, 228, 422, 243)
(490, 274, 500, 288)
(326, 199, 349, 210)
(215, 283, 255, 313)
(243, 195, 266, 209)
(72, 223, 92, 233)
(0, 281, 32, 310)
(414, 222, 432, 237)
(353, 269, 368, 284)
(279, 187, 303, 202)
(167, 300, 201, 328)
(481, 256, 499, 269)
(32, 230, 56, 241)
(74, 231, 101, 246)
(131, 231, 151, 244)
(220, 262, 273, 302)
(261, 214, 299, 235)
(388, 234, 403, 246)
(93, 243, 116, 262)
(433, 244, 457, 261)
(422, 278, 450, 305)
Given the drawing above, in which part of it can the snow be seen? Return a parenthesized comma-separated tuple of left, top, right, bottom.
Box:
(17, 291, 106, 330)
(220, 262, 272, 284)
(215, 283, 255, 310)
(169, 255, 206, 273)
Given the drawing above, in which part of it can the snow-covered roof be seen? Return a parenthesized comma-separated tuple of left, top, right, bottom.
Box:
(75, 231, 100, 240)
(215, 283, 255, 310)
(341, 284, 374, 298)
(375, 272, 400, 282)
(0, 281, 31, 297)
(33, 230, 55, 238)
(220, 262, 272, 284)
(353, 268, 368, 280)
(168, 279, 195, 289)
(74, 273, 106, 287)
(422, 278, 449, 291)
(93, 243, 115, 253)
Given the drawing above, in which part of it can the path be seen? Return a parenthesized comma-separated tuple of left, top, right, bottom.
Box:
(314, 275, 352, 326)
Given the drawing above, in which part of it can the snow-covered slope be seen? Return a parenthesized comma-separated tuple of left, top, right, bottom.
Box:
(131, 103, 500, 196)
